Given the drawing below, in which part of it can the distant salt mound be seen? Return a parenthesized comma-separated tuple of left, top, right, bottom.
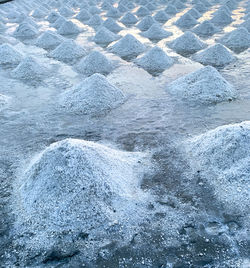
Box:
(47, 11, 60, 23)
(89, 6, 101, 15)
(192, 20, 219, 37)
(102, 1, 112, 10)
(0, 43, 22, 65)
(192, 44, 235, 67)
(211, 10, 233, 26)
(31, 8, 46, 19)
(59, 6, 74, 17)
(76, 9, 91, 22)
(218, 27, 250, 52)
(173, 0, 186, 10)
(168, 31, 207, 55)
(136, 6, 150, 17)
(75, 51, 114, 76)
(186, 8, 201, 19)
(185, 121, 250, 214)
(13, 22, 38, 38)
(103, 18, 123, 33)
(141, 23, 172, 40)
(165, 4, 178, 15)
(166, 66, 237, 103)
(93, 26, 120, 45)
(0, 94, 10, 112)
(52, 16, 67, 29)
(120, 12, 138, 26)
(135, 46, 173, 75)
(35, 30, 63, 50)
(110, 34, 145, 60)
(106, 7, 121, 18)
(15, 138, 145, 259)
(137, 15, 156, 31)
(194, 2, 207, 13)
(57, 20, 81, 35)
(11, 56, 47, 80)
(87, 14, 103, 26)
(146, 2, 156, 11)
(49, 39, 86, 63)
(175, 12, 198, 29)
(61, 74, 125, 114)
(153, 10, 169, 23)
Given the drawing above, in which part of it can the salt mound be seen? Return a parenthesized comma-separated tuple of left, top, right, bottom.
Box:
(87, 14, 103, 26)
(0, 94, 10, 112)
(110, 34, 145, 59)
(165, 4, 178, 14)
(76, 9, 91, 22)
(166, 66, 237, 103)
(49, 39, 86, 63)
(118, 4, 128, 13)
(186, 8, 201, 19)
(211, 10, 233, 26)
(172, 0, 186, 10)
(102, 1, 112, 10)
(194, 2, 207, 13)
(52, 16, 67, 29)
(137, 15, 156, 31)
(89, 6, 101, 15)
(153, 10, 169, 23)
(168, 31, 207, 55)
(61, 74, 125, 114)
(11, 56, 46, 80)
(57, 20, 80, 35)
(141, 23, 172, 40)
(120, 12, 138, 26)
(146, 3, 156, 11)
(16, 138, 145, 258)
(75, 51, 114, 76)
(47, 11, 60, 23)
(35, 30, 64, 50)
(59, 6, 74, 17)
(136, 6, 150, 17)
(185, 121, 250, 214)
(103, 18, 123, 33)
(0, 43, 22, 65)
(93, 26, 119, 45)
(13, 22, 38, 38)
(31, 8, 46, 19)
(219, 27, 250, 52)
(175, 12, 198, 29)
(192, 20, 219, 37)
(135, 46, 173, 74)
(192, 43, 235, 67)
(106, 7, 121, 18)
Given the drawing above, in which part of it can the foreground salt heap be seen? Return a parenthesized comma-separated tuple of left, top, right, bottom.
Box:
(0, 43, 23, 65)
(166, 66, 237, 103)
(185, 121, 250, 214)
(60, 73, 125, 114)
(192, 43, 235, 67)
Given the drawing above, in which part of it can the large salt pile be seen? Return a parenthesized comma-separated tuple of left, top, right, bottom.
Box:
(211, 9, 233, 26)
(192, 20, 219, 37)
(185, 121, 250, 214)
(93, 27, 120, 45)
(13, 22, 38, 39)
(49, 39, 86, 63)
(15, 138, 146, 262)
(76, 9, 91, 22)
(175, 12, 198, 29)
(0, 43, 23, 65)
(137, 15, 155, 31)
(11, 56, 47, 80)
(35, 30, 64, 50)
(168, 31, 207, 56)
(218, 27, 250, 52)
(153, 10, 169, 23)
(103, 17, 123, 33)
(110, 34, 145, 60)
(120, 12, 138, 26)
(135, 46, 173, 75)
(141, 23, 172, 41)
(75, 51, 114, 76)
(166, 66, 237, 104)
(192, 43, 235, 67)
(60, 74, 125, 114)
(57, 20, 81, 35)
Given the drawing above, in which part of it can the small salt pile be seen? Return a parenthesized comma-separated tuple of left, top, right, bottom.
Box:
(87, 14, 103, 27)
(192, 43, 235, 67)
(0, 43, 23, 65)
(106, 7, 121, 18)
(76, 9, 91, 22)
(103, 18, 123, 33)
(137, 15, 156, 31)
(175, 12, 198, 29)
(102, 1, 112, 10)
(153, 10, 169, 23)
(120, 12, 138, 26)
(185, 121, 250, 214)
(11, 56, 47, 80)
(60, 74, 125, 114)
(110, 34, 145, 60)
(194, 2, 207, 13)
(35, 30, 64, 50)
(211, 9, 233, 26)
(52, 16, 67, 29)
(59, 6, 74, 17)
(141, 23, 172, 40)
(13, 22, 39, 39)
(75, 51, 114, 76)
(136, 6, 150, 17)
(166, 66, 237, 103)
(118, 4, 128, 13)
(218, 27, 250, 52)
(93, 27, 120, 45)
(165, 4, 178, 15)
(47, 11, 60, 23)
(168, 31, 207, 55)
(31, 8, 46, 19)
(135, 46, 173, 74)
(57, 20, 81, 35)
(49, 39, 86, 63)
(192, 20, 219, 37)
(146, 3, 156, 11)
(89, 6, 101, 15)
(186, 8, 201, 19)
